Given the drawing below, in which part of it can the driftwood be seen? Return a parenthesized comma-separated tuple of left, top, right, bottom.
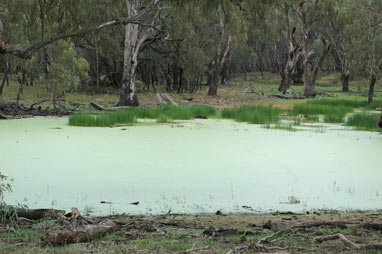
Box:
(89, 102, 130, 111)
(316, 233, 382, 250)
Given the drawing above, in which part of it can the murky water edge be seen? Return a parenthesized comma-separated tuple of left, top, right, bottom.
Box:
(1, 117, 381, 216)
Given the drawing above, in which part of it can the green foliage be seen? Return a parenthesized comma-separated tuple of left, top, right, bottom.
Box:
(0, 173, 19, 226)
(48, 41, 89, 93)
(222, 105, 280, 124)
(345, 113, 380, 131)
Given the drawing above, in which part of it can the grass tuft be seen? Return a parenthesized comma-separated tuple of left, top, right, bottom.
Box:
(345, 113, 380, 131)
(222, 105, 280, 124)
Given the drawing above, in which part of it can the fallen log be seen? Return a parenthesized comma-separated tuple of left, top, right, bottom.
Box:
(42, 219, 116, 246)
(315, 233, 382, 250)
(156, 93, 165, 104)
(159, 93, 177, 105)
(16, 209, 65, 220)
(376, 108, 382, 111)
(89, 102, 130, 111)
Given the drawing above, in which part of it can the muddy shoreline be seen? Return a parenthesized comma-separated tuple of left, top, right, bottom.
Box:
(2, 209, 382, 253)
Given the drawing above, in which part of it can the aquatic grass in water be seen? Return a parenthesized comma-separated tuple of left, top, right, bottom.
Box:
(69, 111, 137, 127)
(307, 98, 366, 108)
(222, 105, 280, 124)
(262, 123, 296, 132)
(69, 104, 200, 127)
(290, 104, 352, 117)
(345, 113, 380, 131)
(152, 105, 193, 120)
(184, 104, 217, 117)
(324, 114, 345, 123)
(156, 114, 172, 123)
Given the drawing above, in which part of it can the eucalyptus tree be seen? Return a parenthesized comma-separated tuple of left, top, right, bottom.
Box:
(275, 0, 332, 96)
(0, 0, 165, 106)
(345, 0, 382, 104)
(323, 0, 354, 92)
(117, 0, 163, 106)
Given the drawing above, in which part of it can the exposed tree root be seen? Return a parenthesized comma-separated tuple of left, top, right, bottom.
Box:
(315, 233, 382, 250)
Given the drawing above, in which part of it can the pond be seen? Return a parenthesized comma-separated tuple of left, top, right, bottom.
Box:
(1, 117, 381, 216)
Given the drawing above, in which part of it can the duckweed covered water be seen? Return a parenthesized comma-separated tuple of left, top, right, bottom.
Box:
(1, 117, 381, 216)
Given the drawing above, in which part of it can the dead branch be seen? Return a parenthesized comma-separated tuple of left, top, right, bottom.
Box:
(29, 100, 49, 110)
(0, 0, 162, 59)
(363, 223, 382, 231)
(15, 209, 65, 220)
(315, 233, 382, 250)
(89, 102, 130, 111)
(376, 108, 382, 111)
(42, 219, 116, 246)
(184, 246, 210, 253)
(268, 94, 306, 99)
(225, 242, 289, 254)
(257, 229, 291, 244)
(294, 221, 349, 229)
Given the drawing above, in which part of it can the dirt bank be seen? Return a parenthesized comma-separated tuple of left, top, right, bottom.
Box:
(1, 210, 382, 253)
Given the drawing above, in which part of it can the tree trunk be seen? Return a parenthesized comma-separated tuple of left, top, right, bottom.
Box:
(341, 71, 350, 92)
(303, 39, 330, 97)
(118, 22, 139, 106)
(207, 69, 219, 96)
(368, 74, 376, 104)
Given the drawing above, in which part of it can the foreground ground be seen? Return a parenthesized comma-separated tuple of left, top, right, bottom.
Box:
(2, 211, 382, 254)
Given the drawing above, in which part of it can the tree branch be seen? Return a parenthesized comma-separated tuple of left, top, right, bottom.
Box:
(0, 0, 162, 59)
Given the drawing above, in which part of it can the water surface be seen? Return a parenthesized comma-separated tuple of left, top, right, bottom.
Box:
(1, 117, 381, 215)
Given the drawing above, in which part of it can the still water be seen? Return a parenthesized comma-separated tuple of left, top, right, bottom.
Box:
(1, 117, 381, 216)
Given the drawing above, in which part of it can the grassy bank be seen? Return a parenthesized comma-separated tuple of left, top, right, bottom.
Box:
(1, 212, 382, 254)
